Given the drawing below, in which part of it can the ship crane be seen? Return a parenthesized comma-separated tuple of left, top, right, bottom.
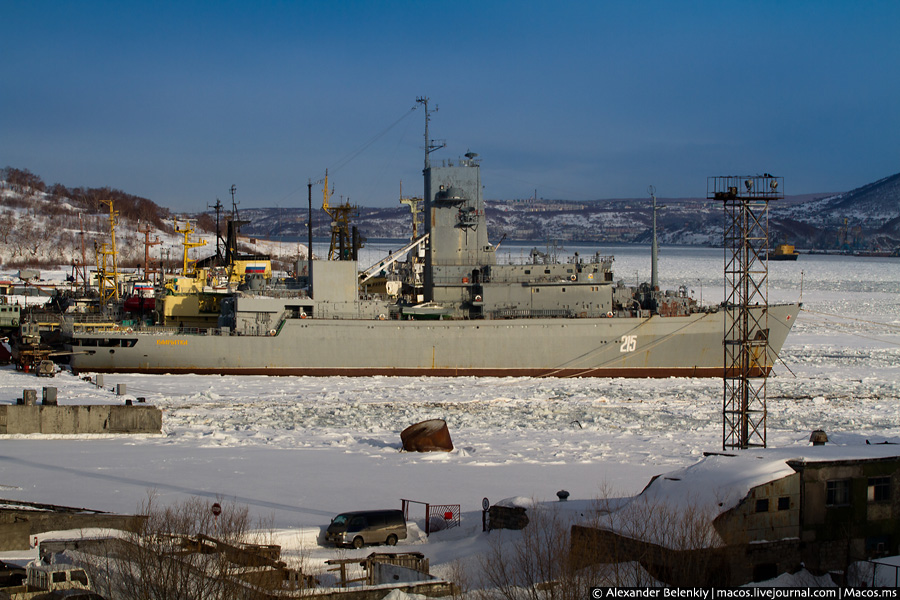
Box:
(359, 234, 429, 285)
(321, 169, 362, 261)
(95, 198, 120, 304)
(174, 217, 207, 277)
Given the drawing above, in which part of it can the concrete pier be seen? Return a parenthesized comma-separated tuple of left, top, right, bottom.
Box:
(0, 404, 162, 434)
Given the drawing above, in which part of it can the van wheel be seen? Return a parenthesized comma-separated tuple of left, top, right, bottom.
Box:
(352, 536, 364, 549)
(386, 534, 398, 546)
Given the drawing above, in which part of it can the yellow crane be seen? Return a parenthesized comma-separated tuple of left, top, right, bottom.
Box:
(174, 217, 207, 277)
(96, 199, 120, 304)
(321, 169, 359, 260)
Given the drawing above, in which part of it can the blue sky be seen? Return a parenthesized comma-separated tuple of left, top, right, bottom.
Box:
(3, 1, 899, 211)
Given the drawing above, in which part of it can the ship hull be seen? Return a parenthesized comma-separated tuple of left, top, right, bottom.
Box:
(67, 303, 800, 378)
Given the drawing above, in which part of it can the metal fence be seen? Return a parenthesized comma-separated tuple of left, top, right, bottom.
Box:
(401, 499, 461, 536)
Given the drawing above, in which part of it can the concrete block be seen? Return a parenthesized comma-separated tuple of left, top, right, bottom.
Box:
(5, 405, 41, 433)
(109, 406, 162, 433)
(42, 387, 58, 405)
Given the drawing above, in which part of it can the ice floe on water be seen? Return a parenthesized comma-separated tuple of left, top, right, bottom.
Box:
(0, 249, 898, 581)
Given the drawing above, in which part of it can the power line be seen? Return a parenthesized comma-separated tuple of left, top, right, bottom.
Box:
(328, 106, 418, 175)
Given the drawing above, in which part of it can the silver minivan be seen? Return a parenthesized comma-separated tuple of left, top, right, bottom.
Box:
(325, 509, 408, 549)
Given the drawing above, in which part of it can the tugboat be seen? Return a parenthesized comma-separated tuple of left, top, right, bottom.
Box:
(765, 244, 800, 261)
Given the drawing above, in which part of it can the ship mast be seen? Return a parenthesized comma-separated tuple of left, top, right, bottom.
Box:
(416, 96, 445, 173)
(138, 223, 162, 283)
(208, 197, 224, 263)
(649, 185, 659, 290)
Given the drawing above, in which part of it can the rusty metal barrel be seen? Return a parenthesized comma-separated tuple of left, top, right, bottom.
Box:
(401, 419, 453, 452)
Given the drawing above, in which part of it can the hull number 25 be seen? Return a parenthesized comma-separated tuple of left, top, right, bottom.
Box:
(619, 335, 637, 353)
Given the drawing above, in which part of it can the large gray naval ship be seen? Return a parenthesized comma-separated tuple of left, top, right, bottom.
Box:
(66, 104, 800, 377)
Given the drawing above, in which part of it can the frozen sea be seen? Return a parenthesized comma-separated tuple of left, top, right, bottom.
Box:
(1, 245, 899, 585)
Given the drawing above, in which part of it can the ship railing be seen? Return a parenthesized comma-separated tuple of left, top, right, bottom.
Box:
(61, 314, 121, 335)
(147, 326, 234, 336)
(312, 306, 383, 320)
(430, 275, 565, 285)
(62, 316, 237, 337)
(489, 308, 574, 319)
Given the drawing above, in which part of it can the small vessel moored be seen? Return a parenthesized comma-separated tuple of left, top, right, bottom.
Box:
(765, 244, 800, 261)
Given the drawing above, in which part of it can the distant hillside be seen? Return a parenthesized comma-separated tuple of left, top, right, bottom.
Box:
(3, 165, 899, 270)
(239, 174, 900, 252)
(775, 173, 900, 251)
(0, 166, 185, 269)
(1, 167, 171, 230)
(0, 166, 292, 270)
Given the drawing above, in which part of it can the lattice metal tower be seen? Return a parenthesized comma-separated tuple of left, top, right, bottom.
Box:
(708, 175, 784, 449)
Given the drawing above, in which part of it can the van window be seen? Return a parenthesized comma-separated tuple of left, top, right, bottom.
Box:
(71, 570, 89, 585)
(53, 572, 66, 583)
(348, 516, 367, 532)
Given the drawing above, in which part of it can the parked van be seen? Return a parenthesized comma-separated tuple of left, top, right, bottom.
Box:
(3, 563, 94, 599)
(325, 510, 407, 549)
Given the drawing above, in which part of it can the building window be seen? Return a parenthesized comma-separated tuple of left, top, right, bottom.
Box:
(755, 498, 769, 513)
(826, 479, 851, 506)
(868, 476, 891, 503)
(778, 496, 790, 511)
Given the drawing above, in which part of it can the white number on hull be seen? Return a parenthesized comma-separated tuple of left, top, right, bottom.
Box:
(619, 335, 637, 353)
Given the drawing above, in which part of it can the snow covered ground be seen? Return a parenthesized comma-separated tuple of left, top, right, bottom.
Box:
(1, 246, 899, 587)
